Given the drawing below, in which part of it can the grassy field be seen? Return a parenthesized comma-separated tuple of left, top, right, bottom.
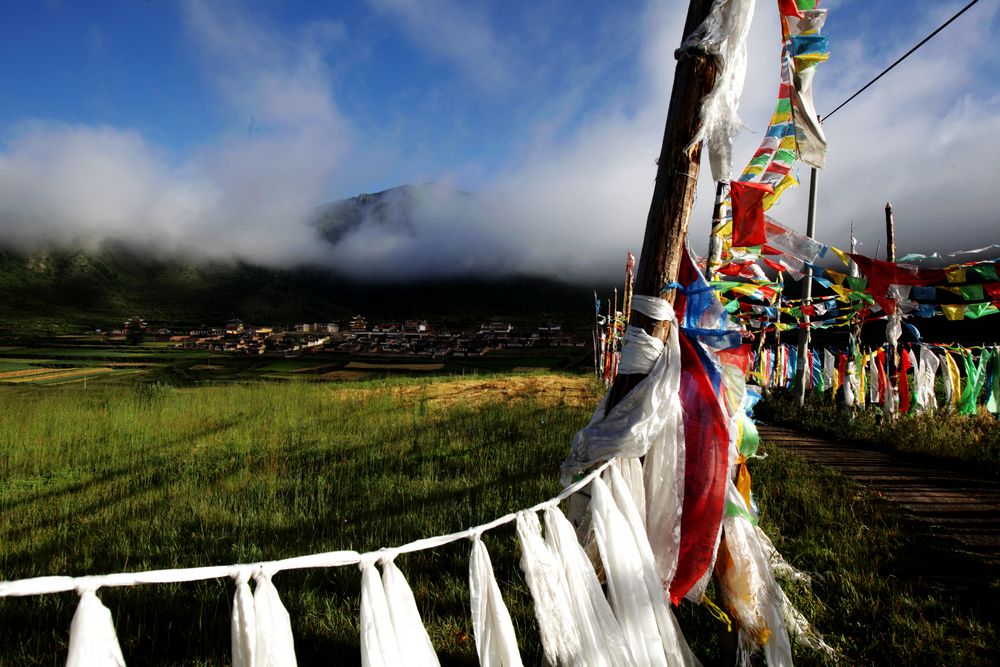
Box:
(0, 376, 995, 665)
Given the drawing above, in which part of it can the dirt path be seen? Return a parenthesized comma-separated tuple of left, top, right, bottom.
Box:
(758, 424, 1000, 565)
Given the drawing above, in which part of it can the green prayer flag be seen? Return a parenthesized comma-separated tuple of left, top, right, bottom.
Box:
(846, 276, 868, 292)
(965, 303, 998, 319)
(971, 264, 999, 281)
(739, 415, 760, 458)
(959, 284, 985, 301)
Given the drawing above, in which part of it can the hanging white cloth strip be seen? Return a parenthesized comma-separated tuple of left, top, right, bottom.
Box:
(251, 571, 298, 667)
(822, 349, 835, 393)
(230, 570, 299, 667)
(590, 477, 670, 667)
(914, 346, 940, 413)
(615, 457, 647, 531)
(867, 354, 879, 405)
(360, 556, 403, 667)
(591, 476, 665, 666)
(681, 0, 759, 181)
(232, 571, 257, 667)
(380, 556, 440, 667)
(66, 589, 126, 667)
(514, 511, 581, 665)
(605, 467, 700, 667)
(940, 349, 955, 408)
(752, 527, 835, 658)
(542, 506, 636, 667)
(469, 536, 523, 667)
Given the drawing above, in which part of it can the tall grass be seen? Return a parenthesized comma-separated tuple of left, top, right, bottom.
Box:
(0, 377, 995, 665)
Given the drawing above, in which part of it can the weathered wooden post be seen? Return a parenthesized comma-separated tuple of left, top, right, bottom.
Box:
(597, 0, 742, 661)
(606, 0, 719, 408)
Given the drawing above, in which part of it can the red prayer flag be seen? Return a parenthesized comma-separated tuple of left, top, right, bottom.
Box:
(778, 0, 805, 18)
(761, 257, 786, 273)
(670, 332, 729, 604)
(848, 254, 946, 297)
(731, 181, 774, 247)
(876, 349, 887, 404)
(899, 348, 912, 414)
(984, 282, 1000, 300)
(873, 296, 896, 315)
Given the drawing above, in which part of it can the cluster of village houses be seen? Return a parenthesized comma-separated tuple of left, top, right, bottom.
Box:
(109, 316, 583, 357)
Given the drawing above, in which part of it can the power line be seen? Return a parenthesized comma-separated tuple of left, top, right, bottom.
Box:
(822, 0, 982, 122)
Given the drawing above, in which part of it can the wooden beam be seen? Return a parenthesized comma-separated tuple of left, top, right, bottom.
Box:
(607, 0, 718, 408)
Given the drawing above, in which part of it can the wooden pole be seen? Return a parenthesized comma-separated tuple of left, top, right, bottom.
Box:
(885, 201, 896, 263)
(706, 181, 728, 282)
(606, 0, 719, 408)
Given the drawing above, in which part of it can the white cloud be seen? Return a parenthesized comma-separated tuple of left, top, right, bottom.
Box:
(0, 1, 356, 266)
(366, 0, 513, 90)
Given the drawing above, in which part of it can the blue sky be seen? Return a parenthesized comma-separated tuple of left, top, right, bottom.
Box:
(0, 0, 997, 278)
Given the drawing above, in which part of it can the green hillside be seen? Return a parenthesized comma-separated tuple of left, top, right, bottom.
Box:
(0, 242, 599, 336)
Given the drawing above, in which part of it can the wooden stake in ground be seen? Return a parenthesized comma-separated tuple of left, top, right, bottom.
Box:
(606, 0, 719, 408)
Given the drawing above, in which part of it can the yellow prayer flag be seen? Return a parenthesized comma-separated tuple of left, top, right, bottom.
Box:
(828, 246, 851, 267)
(942, 304, 966, 321)
(945, 351, 961, 406)
(770, 110, 792, 125)
(945, 267, 967, 283)
(762, 174, 799, 210)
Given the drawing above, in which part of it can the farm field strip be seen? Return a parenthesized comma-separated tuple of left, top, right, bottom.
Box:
(0, 367, 62, 379)
(0, 367, 117, 384)
(345, 361, 445, 371)
(44, 369, 147, 385)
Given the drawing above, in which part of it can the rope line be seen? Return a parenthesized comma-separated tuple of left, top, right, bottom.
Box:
(822, 0, 982, 122)
(0, 460, 616, 598)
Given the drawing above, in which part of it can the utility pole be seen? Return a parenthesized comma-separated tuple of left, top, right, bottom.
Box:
(795, 168, 819, 405)
(606, 0, 719, 408)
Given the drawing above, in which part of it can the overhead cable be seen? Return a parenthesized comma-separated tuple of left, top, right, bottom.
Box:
(822, 0, 982, 122)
